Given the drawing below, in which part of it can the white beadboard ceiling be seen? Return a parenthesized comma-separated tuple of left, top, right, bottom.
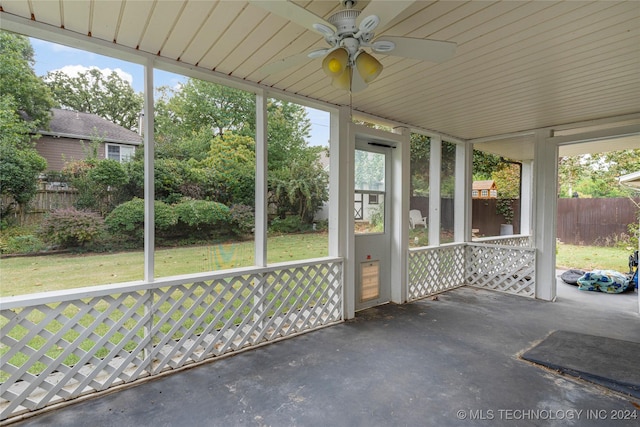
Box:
(1, 0, 639, 146)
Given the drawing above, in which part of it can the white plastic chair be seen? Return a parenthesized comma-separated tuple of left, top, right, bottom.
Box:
(409, 209, 427, 229)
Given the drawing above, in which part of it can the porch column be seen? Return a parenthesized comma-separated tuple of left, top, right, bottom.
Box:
(454, 142, 472, 242)
(255, 91, 268, 267)
(533, 129, 557, 301)
(391, 126, 410, 303)
(429, 136, 442, 246)
(329, 106, 353, 319)
(143, 57, 155, 282)
(520, 160, 533, 236)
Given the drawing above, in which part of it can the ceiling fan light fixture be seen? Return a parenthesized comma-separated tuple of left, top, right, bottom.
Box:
(355, 51, 383, 83)
(322, 47, 349, 78)
(331, 66, 352, 91)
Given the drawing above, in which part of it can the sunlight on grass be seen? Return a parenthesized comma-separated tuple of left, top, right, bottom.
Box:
(0, 233, 328, 297)
(556, 243, 631, 272)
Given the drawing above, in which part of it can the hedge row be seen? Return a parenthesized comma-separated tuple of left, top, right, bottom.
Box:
(39, 199, 254, 249)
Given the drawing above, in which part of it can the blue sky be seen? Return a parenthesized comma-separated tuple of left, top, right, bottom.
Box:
(30, 38, 330, 146)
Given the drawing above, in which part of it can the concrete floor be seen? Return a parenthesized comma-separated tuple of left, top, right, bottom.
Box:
(11, 282, 639, 427)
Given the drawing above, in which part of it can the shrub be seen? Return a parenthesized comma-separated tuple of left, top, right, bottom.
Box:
(174, 199, 231, 236)
(105, 198, 177, 243)
(3, 234, 47, 254)
(86, 159, 128, 187)
(0, 226, 47, 254)
(230, 204, 254, 236)
(269, 215, 310, 233)
(64, 159, 129, 214)
(39, 208, 105, 248)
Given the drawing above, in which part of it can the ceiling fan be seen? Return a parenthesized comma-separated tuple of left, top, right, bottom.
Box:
(250, 0, 457, 92)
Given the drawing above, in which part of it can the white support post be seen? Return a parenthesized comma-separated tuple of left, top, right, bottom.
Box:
(533, 129, 557, 301)
(429, 136, 442, 246)
(143, 57, 155, 283)
(520, 160, 533, 237)
(255, 91, 268, 267)
(330, 107, 353, 319)
(391, 126, 410, 303)
(454, 142, 472, 242)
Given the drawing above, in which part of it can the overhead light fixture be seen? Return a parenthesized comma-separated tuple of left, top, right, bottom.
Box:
(321, 47, 383, 92)
(332, 66, 352, 91)
(322, 48, 349, 78)
(355, 51, 383, 83)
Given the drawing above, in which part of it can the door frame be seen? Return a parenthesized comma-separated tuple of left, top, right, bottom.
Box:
(342, 123, 409, 318)
(354, 141, 392, 311)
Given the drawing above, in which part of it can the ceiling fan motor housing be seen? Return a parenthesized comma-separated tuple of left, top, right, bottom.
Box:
(328, 9, 361, 37)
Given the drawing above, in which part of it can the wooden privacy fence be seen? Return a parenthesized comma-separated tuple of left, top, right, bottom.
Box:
(411, 197, 521, 236)
(411, 197, 638, 245)
(557, 198, 639, 245)
(1, 189, 77, 225)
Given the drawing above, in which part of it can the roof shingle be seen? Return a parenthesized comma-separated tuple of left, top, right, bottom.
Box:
(43, 109, 142, 145)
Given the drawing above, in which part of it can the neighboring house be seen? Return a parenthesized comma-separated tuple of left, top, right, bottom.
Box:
(34, 108, 142, 172)
(472, 180, 498, 199)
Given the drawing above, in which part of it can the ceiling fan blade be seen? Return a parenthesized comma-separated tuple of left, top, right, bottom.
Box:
(373, 36, 457, 63)
(358, 0, 413, 31)
(249, 0, 335, 35)
(261, 52, 313, 76)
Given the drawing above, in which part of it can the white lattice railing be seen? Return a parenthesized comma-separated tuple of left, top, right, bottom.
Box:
(408, 238, 535, 301)
(465, 243, 535, 297)
(0, 258, 343, 421)
(473, 234, 532, 247)
(408, 244, 466, 300)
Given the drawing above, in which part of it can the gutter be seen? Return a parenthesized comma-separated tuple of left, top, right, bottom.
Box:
(37, 131, 142, 146)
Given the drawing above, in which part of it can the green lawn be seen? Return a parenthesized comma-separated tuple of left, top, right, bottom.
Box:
(556, 243, 633, 272)
(0, 233, 328, 298)
(3, 236, 632, 298)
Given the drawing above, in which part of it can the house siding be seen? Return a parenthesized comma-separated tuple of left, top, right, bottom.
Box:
(35, 136, 106, 172)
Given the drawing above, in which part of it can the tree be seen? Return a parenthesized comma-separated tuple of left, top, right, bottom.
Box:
(45, 68, 143, 131)
(558, 156, 583, 198)
(410, 135, 465, 197)
(267, 99, 312, 171)
(200, 132, 256, 206)
(558, 150, 640, 198)
(0, 139, 47, 222)
(0, 103, 48, 222)
(492, 163, 520, 199)
(473, 150, 502, 180)
(154, 78, 327, 221)
(0, 31, 54, 130)
(155, 80, 255, 150)
(0, 32, 53, 223)
(270, 148, 329, 221)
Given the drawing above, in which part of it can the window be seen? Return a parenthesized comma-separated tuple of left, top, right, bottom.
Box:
(490, 189, 497, 198)
(481, 189, 488, 197)
(106, 144, 135, 162)
(355, 149, 386, 234)
(472, 190, 479, 198)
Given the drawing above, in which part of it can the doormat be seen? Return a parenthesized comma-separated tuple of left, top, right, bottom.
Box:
(521, 330, 640, 398)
